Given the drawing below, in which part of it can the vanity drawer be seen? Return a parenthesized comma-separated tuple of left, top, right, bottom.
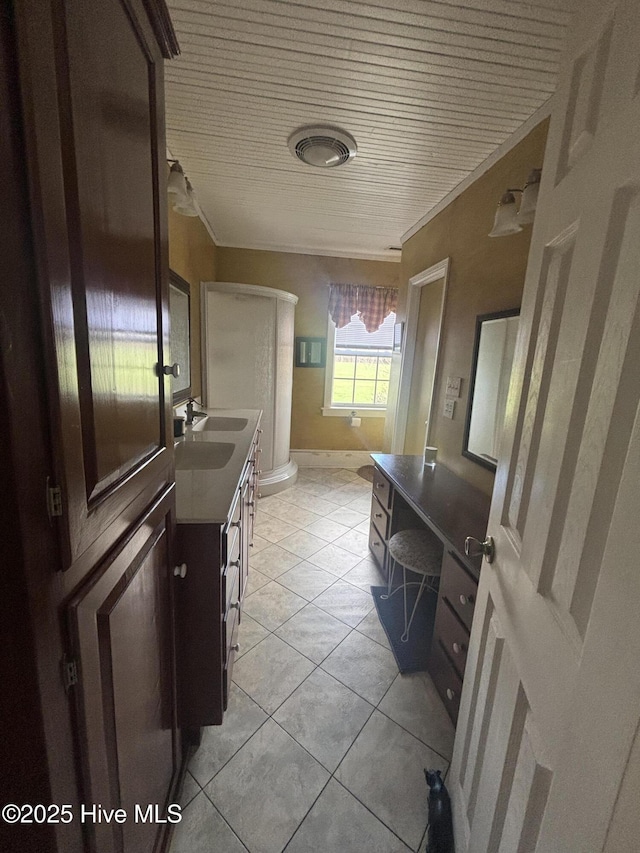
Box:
(369, 522, 387, 573)
(429, 638, 463, 724)
(222, 611, 240, 710)
(433, 598, 469, 679)
(223, 563, 240, 615)
(440, 550, 477, 632)
(370, 493, 390, 542)
(372, 467, 392, 511)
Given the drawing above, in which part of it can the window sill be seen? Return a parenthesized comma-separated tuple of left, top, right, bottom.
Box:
(321, 406, 387, 419)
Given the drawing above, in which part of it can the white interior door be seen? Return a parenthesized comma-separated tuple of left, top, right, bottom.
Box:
(450, 0, 640, 850)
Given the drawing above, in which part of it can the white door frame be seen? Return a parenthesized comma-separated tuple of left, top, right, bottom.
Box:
(391, 258, 450, 453)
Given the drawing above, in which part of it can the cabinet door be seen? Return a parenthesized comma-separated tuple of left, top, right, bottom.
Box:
(16, 0, 175, 570)
(68, 488, 178, 853)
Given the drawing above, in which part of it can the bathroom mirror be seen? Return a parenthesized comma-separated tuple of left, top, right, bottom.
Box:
(463, 308, 520, 471)
(169, 270, 191, 404)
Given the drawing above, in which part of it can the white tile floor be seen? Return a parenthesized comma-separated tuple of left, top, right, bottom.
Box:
(171, 468, 454, 853)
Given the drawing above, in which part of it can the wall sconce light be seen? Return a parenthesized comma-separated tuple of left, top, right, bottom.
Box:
(489, 168, 541, 237)
(167, 160, 199, 217)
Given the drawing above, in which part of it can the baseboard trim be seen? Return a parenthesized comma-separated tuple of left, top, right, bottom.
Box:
(290, 449, 376, 468)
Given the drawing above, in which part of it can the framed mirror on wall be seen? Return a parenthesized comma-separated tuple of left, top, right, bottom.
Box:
(463, 307, 520, 472)
(169, 270, 191, 404)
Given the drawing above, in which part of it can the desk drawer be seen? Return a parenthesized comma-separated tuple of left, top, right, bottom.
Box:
(372, 467, 392, 511)
(430, 638, 463, 724)
(433, 598, 469, 679)
(440, 550, 477, 632)
(370, 493, 390, 542)
(368, 522, 386, 573)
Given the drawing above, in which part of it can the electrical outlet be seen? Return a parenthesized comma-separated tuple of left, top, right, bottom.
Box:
(446, 376, 462, 398)
(444, 399, 456, 419)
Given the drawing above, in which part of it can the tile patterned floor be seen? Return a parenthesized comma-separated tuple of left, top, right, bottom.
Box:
(171, 468, 454, 853)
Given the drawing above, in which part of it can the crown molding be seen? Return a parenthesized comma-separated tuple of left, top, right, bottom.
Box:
(401, 98, 553, 245)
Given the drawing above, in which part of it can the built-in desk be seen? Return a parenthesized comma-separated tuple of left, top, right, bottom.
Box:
(369, 454, 491, 723)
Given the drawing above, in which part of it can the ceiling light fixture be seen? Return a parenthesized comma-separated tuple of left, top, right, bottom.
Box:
(489, 168, 541, 237)
(288, 125, 357, 168)
(167, 160, 199, 217)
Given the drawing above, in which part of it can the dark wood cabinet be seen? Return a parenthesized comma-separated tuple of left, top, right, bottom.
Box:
(4, 2, 181, 851)
(369, 455, 490, 724)
(176, 424, 261, 729)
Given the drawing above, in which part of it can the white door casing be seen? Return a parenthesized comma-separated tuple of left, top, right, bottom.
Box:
(450, 1, 640, 851)
(391, 258, 449, 453)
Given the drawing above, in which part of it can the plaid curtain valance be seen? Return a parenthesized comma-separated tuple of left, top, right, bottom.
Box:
(328, 283, 398, 333)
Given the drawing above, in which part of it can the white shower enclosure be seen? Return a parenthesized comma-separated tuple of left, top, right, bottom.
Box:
(201, 281, 298, 494)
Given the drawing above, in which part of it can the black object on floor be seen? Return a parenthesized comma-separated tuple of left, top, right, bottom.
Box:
(371, 584, 437, 673)
(425, 769, 455, 853)
(356, 464, 375, 482)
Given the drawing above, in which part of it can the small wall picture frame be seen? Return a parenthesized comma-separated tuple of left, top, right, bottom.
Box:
(393, 321, 404, 353)
(295, 336, 326, 368)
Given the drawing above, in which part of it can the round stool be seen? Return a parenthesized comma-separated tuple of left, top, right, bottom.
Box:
(383, 529, 442, 643)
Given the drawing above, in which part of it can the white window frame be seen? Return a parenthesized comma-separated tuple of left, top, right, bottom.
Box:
(321, 314, 391, 418)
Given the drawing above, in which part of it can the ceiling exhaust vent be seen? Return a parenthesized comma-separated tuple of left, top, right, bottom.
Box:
(288, 125, 357, 168)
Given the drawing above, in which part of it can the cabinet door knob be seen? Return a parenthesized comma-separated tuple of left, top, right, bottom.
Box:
(452, 642, 463, 655)
(446, 688, 455, 701)
(459, 593, 474, 606)
(230, 601, 240, 610)
(161, 362, 181, 377)
(230, 559, 240, 568)
(230, 520, 241, 528)
(174, 563, 187, 578)
(374, 512, 383, 519)
(231, 643, 240, 652)
(376, 482, 384, 489)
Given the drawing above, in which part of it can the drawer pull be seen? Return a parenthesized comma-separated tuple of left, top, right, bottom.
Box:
(452, 642, 464, 655)
(230, 643, 240, 653)
(230, 520, 241, 529)
(372, 541, 380, 547)
(459, 593, 474, 606)
(173, 563, 187, 579)
(376, 482, 385, 489)
(446, 688, 455, 701)
(230, 601, 240, 611)
(374, 512, 383, 519)
(229, 559, 240, 568)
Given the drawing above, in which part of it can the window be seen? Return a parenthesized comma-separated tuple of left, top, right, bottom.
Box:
(323, 311, 396, 416)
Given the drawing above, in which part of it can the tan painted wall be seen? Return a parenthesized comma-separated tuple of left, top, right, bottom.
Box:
(216, 248, 399, 451)
(168, 208, 217, 400)
(400, 119, 549, 494)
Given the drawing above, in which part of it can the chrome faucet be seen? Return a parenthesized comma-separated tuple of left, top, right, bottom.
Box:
(185, 398, 207, 425)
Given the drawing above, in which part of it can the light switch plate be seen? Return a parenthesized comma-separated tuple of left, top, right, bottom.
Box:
(446, 376, 462, 398)
(444, 399, 456, 419)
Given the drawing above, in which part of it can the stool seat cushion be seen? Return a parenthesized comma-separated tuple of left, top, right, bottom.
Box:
(388, 529, 442, 576)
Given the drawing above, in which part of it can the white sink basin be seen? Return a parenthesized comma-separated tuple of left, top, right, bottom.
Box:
(175, 441, 235, 470)
(197, 416, 249, 432)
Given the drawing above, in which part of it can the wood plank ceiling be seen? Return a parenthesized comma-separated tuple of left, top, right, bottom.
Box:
(164, 0, 573, 260)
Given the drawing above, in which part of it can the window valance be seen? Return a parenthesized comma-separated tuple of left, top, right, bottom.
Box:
(328, 283, 398, 333)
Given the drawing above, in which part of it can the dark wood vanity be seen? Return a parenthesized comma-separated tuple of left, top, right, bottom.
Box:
(174, 411, 262, 731)
(369, 455, 491, 723)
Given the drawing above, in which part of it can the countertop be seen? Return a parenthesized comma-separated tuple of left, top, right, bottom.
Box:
(174, 408, 261, 524)
(370, 454, 491, 577)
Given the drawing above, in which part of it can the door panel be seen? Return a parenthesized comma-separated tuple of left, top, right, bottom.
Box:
(450, 1, 640, 850)
(16, 0, 173, 569)
(69, 487, 178, 853)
